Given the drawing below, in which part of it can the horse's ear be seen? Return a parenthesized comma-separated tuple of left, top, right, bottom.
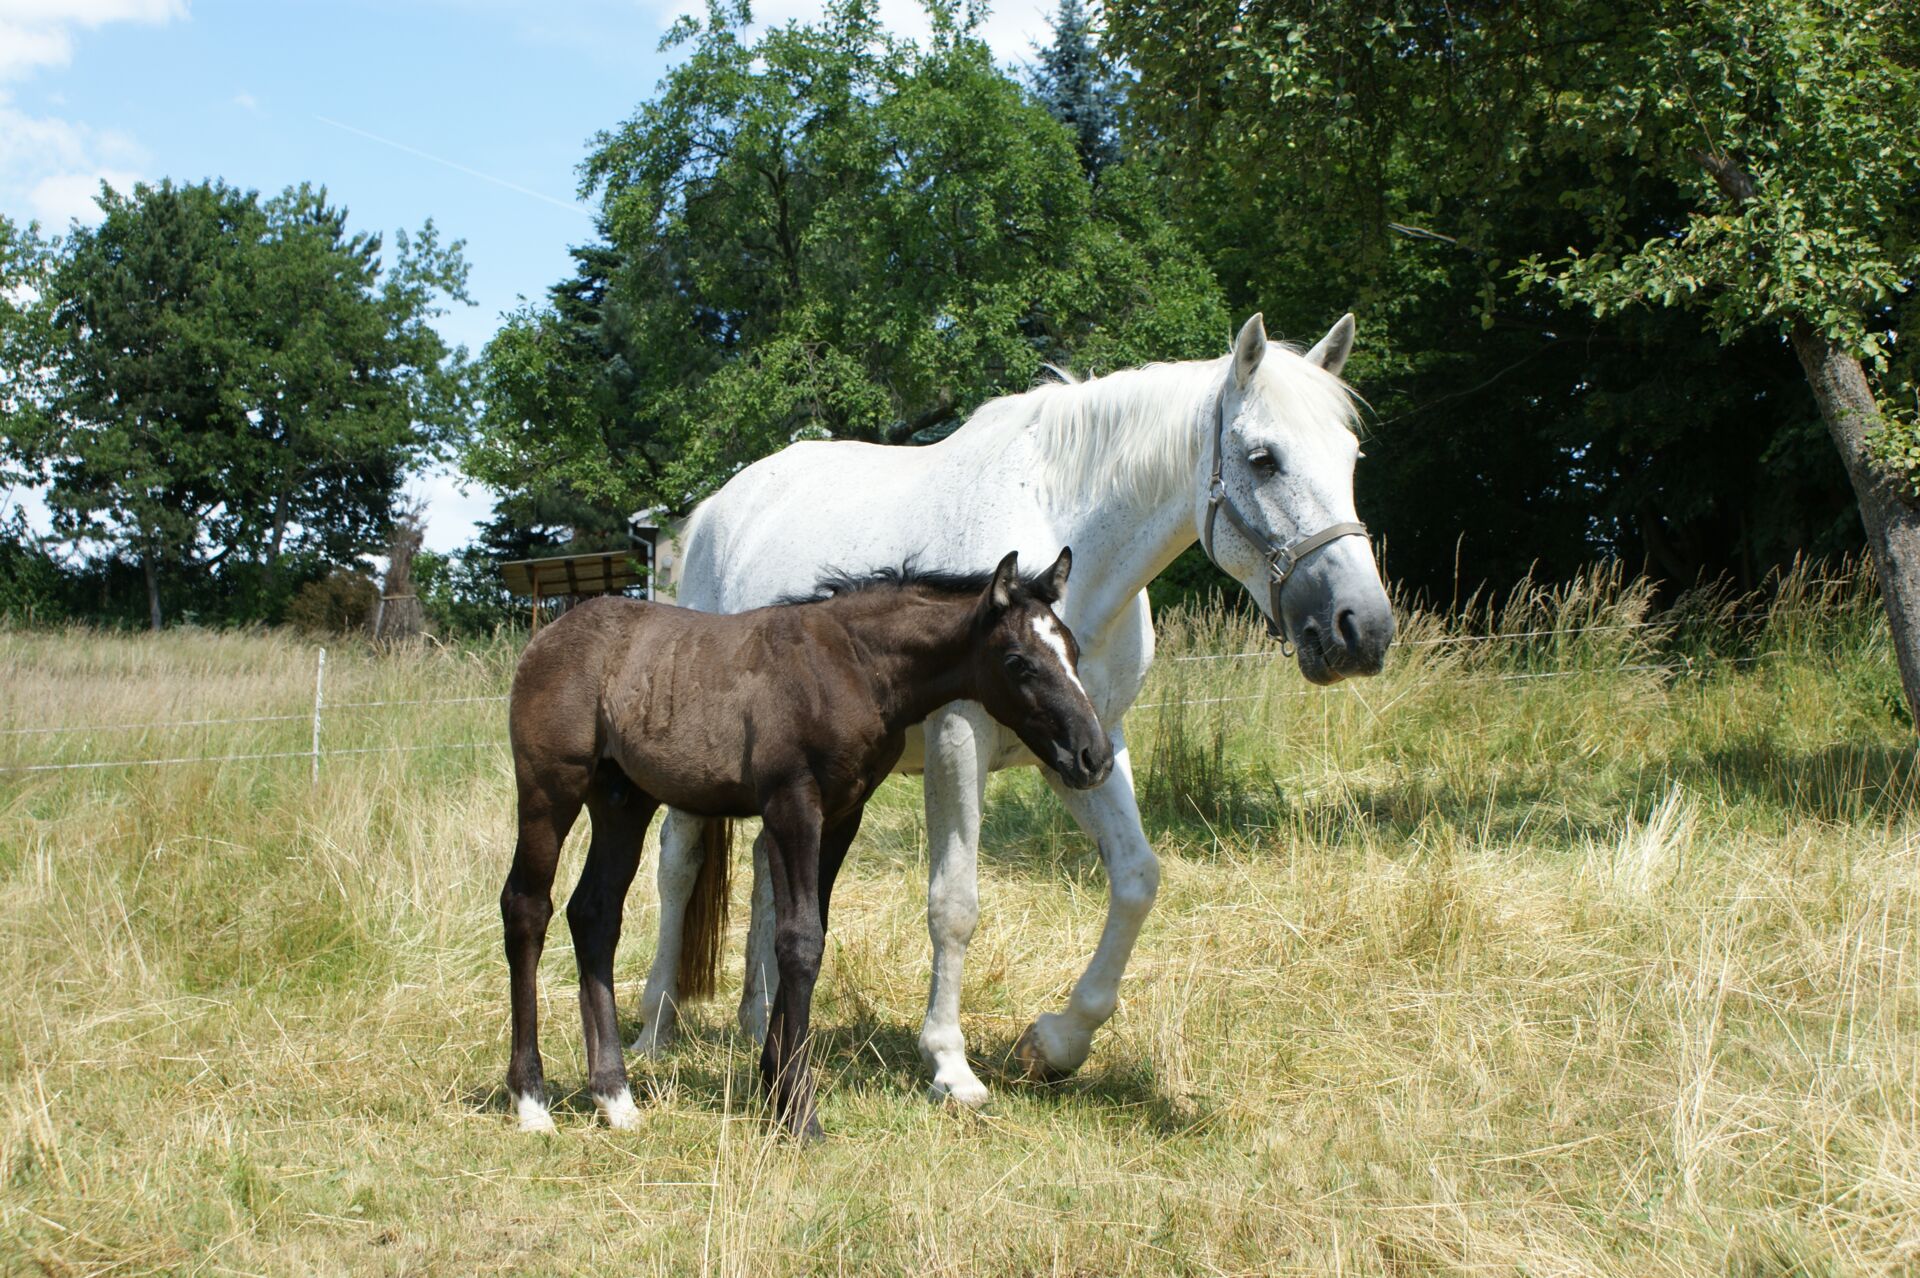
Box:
(1305, 313, 1356, 376)
(988, 550, 1020, 611)
(1233, 313, 1267, 388)
(1042, 546, 1072, 603)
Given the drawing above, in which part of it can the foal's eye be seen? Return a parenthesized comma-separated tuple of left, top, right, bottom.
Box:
(1247, 446, 1279, 475)
(1003, 653, 1036, 680)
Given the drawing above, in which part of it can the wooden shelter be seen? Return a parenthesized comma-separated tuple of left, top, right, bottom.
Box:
(501, 551, 648, 632)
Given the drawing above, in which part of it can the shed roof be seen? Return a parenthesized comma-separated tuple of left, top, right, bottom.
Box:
(500, 551, 646, 599)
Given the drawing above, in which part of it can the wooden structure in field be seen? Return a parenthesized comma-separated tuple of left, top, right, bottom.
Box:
(501, 552, 647, 633)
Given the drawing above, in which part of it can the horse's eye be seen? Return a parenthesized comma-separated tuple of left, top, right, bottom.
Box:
(1247, 446, 1278, 474)
(1003, 653, 1036, 680)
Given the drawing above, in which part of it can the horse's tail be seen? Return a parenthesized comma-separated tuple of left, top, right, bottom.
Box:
(676, 818, 733, 1001)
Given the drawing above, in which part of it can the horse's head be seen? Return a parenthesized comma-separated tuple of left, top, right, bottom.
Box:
(1191, 313, 1396, 685)
(969, 548, 1113, 790)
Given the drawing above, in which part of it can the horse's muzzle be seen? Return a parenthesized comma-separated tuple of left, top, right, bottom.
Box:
(1297, 601, 1395, 683)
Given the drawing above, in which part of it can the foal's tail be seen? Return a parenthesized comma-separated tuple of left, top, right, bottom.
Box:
(676, 818, 733, 1001)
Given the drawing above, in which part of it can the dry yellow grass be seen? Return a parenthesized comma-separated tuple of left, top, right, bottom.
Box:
(1, 566, 1916, 1275)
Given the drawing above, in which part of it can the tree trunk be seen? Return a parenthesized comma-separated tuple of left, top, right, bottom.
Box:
(142, 550, 163, 631)
(1791, 323, 1920, 725)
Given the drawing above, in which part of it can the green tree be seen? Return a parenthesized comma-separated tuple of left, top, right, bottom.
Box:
(1106, 1, 1887, 615)
(468, 0, 1225, 522)
(9, 180, 470, 628)
(1032, 0, 1123, 177)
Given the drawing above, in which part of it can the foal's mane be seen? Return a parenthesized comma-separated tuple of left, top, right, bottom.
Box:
(969, 342, 1362, 508)
(776, 560, 1062, 608)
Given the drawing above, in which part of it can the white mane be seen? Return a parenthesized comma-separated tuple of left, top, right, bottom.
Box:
(963, 344, 1362, 510)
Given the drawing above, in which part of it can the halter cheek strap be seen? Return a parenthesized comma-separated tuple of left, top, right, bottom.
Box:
(1199, 389, 1369, 649)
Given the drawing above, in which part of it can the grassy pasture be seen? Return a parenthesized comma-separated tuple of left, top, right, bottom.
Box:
(1, 566, 1916, 1276)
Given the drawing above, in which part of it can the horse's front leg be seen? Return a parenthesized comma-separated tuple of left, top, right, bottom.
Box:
(758, 781, 827, 1140)
(918, 702, 995, 1107)
(1015, 728, 1159, 1080)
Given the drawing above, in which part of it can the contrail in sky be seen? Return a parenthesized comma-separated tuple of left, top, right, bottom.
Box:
(313, 115, 594, 219)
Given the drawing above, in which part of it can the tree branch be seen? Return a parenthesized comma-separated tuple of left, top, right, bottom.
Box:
(1691, 149, 1758, 208)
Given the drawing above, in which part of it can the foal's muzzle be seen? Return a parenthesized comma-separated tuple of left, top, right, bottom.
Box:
(1051, 736, 1115, 790)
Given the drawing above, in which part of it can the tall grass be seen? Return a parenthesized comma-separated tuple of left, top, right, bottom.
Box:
(1, 564, 1915, 1275)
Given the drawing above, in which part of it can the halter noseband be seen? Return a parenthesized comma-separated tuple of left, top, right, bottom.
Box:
(1199, 388, 1370, 650)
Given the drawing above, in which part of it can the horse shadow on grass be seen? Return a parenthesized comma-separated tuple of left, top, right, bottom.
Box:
(465, 1006, 1198, 1137)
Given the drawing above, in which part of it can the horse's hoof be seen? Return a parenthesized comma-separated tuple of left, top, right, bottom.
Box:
(630, 1021, 676, 1058)
(929, 1070, 993, 1109)
(515, 1093, 557, 1134)
(1012, 1023, 1071, 1083)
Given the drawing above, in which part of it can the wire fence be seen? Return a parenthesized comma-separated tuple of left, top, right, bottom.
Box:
(0, 619, 1790, 777)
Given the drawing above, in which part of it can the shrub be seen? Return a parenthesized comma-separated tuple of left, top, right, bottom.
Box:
(286, 569, 378, 635)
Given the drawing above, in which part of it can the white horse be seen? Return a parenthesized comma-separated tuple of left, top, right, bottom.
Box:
(631, 313, 1395, 1105)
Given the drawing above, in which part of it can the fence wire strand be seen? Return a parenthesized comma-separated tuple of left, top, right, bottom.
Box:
(0, 643, 1781, 775)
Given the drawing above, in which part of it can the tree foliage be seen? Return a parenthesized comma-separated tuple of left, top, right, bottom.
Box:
(1032, 0, 1123, 177)
(1105, 0, 1888, 598)
(466, 0, 1226, 523)
(4, 180, 470, 627)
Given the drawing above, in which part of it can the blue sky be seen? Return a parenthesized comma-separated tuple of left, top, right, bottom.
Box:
(0, 0, 1054, 552)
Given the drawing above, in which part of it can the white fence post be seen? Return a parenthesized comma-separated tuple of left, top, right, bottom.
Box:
(311, 647, 326, 787)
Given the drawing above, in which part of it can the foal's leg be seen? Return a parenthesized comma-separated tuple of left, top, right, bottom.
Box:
(632, 808, 704, 1056)
(816, 807, 864, 934)
(569, 765, 657, 1129)
(1013, 729, 1159, 1080)
(503, 760, 589, 1133)
(918, 703, 995, 1107)
(757, 782, 827, 1140)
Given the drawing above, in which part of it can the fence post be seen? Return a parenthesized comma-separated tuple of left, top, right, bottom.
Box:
(311, 647, 327, 787)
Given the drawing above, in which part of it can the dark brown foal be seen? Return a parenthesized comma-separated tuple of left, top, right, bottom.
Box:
(501, 548, 1112, 1139)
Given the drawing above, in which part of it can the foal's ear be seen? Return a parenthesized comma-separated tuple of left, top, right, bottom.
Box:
(1304, 312, 1356, 376)
(989, 550, 1020, 611)
(1042, 546, 1072, 603)
(1233, 313, 1267, 388)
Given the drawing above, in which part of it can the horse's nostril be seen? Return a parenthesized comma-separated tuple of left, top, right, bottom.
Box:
(1337, 607, 1362, 651)
(1079, 746, 1096, 773)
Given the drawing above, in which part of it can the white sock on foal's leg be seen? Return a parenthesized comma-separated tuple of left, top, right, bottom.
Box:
(594, 1087, 641, 1130)
(515, 1091, 556, 1134)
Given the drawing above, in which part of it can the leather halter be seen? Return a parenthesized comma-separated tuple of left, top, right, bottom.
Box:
(1199, 387, 1370, 649)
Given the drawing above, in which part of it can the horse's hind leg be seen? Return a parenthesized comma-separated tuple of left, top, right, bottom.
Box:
(570, 764, 657, 1129)
(503, 759, 588, 1133)
(632, 808, 703, 1056)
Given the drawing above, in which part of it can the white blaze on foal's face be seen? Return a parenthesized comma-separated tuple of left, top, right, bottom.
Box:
(1031, 611, 1089, 700)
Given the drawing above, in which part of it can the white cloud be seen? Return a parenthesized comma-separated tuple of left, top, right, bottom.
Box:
(27, 168, 138, 226)
(0, 0, 186, 80)
(0, 1, 182, 228)
(233, 90, 257, 112)
(0, 99, 146, 228)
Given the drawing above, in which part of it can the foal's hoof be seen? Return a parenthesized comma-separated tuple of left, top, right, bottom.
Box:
(596, 1089, 642, 1131)
(1012, 1023, 1071, 1084)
